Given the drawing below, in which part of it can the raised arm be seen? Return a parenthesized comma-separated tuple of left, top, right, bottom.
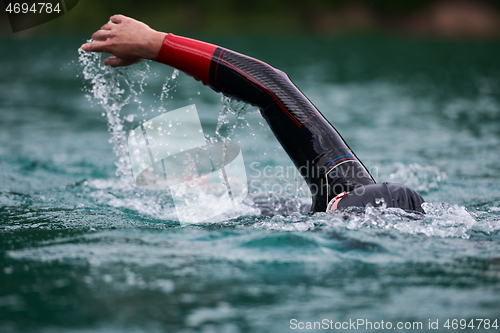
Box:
(81, 15, 376, 212)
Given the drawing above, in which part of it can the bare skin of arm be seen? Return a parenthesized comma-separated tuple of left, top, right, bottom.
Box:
(81, 14, 166, 67)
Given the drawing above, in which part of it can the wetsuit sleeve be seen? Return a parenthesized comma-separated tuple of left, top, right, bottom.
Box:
(156, 33, 375, 212)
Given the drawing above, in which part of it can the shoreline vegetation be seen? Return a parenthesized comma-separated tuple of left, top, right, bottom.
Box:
(2, 0, 500, 39)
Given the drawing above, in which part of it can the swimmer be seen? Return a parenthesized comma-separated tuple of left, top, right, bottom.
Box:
(81, 15, 425, 214)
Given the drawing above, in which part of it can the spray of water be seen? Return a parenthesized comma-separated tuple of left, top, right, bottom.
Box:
(213, 96, 257, 142)
(388, 163, 447, 193)
(78, 44, 150, 185)
(78, 45, 259, 221)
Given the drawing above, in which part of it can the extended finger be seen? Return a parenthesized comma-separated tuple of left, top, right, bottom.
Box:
(104, 56, 140, 67)
(100, 22, 115, 31)
(103, 56, 124, 67)
(91, 29, 111, 41)
(81, 41, 108, 53)
(109, 14, 126, 24)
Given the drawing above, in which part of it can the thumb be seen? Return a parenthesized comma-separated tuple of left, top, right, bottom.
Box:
(104, 56, 140, 67)
(103, 56, 124, 67)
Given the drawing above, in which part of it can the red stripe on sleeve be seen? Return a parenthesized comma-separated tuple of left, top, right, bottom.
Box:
(156, 33, 217, 86)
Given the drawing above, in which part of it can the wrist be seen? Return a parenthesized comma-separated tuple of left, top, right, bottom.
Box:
(145, 30, 167, 61)
(155, 33, 217, 85)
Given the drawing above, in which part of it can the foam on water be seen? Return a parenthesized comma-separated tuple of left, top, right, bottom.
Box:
(248, 202, 482, 239)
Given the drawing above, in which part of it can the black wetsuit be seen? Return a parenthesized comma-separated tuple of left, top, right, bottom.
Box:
(157, 34, 425, 213)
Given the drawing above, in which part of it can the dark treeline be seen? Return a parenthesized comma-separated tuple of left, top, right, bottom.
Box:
(2, 0, 500, 38)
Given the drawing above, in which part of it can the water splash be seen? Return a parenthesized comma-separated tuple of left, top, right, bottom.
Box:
(215, 96, 310, 210)
(78, 49, 259, 222)
(340, 202, 477, 239)
(387, 163, 447, 193)
(160, 69, 179, 102)
(156, 69, 180, 115)
(250, 202, 480, 239)
(214, 96, 258, 142)
(78, 44, 149, 185)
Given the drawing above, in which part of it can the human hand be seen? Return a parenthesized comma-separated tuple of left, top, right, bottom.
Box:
(81, 14, 166, 67)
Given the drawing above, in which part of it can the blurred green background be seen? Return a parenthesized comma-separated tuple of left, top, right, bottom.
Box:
(2, 0, 500, 38)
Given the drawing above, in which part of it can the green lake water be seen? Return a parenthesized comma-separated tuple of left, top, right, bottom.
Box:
(1, 36, 500, 332)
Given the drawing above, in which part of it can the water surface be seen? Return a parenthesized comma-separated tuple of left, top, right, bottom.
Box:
(1, 36, 500, 332)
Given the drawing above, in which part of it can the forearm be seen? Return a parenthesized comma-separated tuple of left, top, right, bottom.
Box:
(156, 34, 216, 85)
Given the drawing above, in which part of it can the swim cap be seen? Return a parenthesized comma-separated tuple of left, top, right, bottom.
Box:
(336, 182, 425, 213)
